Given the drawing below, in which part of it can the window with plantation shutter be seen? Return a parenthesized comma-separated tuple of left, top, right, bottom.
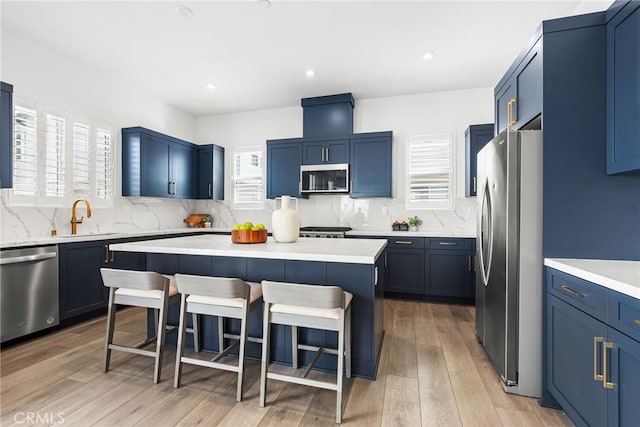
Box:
(13, 105, 38, 200)
(95, 127, 113, 201)
(233, 146, 264, 207)
(72, 122, 90, 198)
(405, 133, 454, 210)
(44, 113, 66, 202)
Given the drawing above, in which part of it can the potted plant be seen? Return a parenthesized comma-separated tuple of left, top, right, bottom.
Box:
(202, 214, 213, 228)
(408, 216, 422, 231)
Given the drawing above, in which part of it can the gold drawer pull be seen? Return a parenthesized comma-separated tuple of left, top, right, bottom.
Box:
(594, 336, 604, 382)
(394, 241, 413, 245)
(559, 284, 584, 298)
(603, 342, 614, 389)
(635, 319, 640, 326)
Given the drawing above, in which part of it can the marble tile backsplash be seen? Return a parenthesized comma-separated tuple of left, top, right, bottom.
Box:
(0, 190, 476, 243)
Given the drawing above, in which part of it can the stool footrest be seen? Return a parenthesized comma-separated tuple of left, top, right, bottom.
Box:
(266, 371, 338, 391)
(223, 332, 263, 344)
(109, 344, 156, 358)
(297, 343, 339, 356)
(181, 356, 240, 373)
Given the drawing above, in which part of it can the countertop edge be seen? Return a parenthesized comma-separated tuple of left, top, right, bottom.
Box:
(544, 258, 640, 300)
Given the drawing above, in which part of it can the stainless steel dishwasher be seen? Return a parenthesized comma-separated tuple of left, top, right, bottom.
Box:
(1, 245, 59, 343)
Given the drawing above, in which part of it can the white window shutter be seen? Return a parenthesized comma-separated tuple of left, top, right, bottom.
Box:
(95, 126, 113, 204)
(44, 113, 66, 204)
(72, 122, 91, 198)
(233, 147, 264, 207)
(12, 105, 38, 204)
(405, 133, 454, 210)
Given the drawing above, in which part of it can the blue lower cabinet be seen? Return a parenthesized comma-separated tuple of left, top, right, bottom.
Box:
(546, 267, 640, 427)
(425, 250, 474, 298)
(385, 247, 425, 294)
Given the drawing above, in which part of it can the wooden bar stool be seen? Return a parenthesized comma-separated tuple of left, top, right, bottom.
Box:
(259, 280, 352, 424)
(100, 268, 184, 384)
(173, 274, 263, 402)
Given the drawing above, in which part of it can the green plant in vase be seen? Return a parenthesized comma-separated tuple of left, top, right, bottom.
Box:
(408, 216, 422, 231)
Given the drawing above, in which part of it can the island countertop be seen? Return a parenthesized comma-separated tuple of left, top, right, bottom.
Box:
(110, 234, 387, 264)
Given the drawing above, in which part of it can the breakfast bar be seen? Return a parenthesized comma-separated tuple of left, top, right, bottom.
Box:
(109, 234, 387, 379)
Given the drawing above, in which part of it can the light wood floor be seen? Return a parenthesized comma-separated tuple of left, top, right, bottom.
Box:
(0, 299, 572, 426)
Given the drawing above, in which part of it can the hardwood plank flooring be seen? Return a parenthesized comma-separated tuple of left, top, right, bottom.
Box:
(0, 300, 573, 426)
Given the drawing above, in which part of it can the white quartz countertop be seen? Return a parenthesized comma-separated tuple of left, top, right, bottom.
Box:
(346, 230, 476, 238)
(110, 234, 387, 264)
(544, 258, 640, 299)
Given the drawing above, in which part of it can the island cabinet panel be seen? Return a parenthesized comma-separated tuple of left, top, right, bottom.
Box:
(1, 82, 13, 189)
(606, 1, 640, 174)
(545, 267, 640, 427)
(58, 239, 146, 321)
(146, 253, 384, 379)
(266, 138, 303, 199)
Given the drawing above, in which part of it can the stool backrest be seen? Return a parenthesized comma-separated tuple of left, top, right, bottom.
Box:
(174, 274, 250, 300)
(261, 280, 345, 309)
(100, 268, 169, 291)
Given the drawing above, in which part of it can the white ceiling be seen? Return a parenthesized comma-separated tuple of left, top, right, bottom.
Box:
(1, 0, 612, 117)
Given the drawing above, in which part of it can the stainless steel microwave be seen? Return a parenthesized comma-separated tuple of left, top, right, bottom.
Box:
(300, 163, 349, 194)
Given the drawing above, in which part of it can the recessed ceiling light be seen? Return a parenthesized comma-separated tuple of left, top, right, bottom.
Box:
(258, 0, 271, 8)
(305, 69, 315, 78)
(205, 82, 215, 90)
(175, 5, 193, 17)
(422, 50, 435, 60)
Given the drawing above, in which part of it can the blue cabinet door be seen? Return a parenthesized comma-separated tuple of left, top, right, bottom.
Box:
(514, 40, 542, 130)
(350, 133, 392, 198)
(547, 294, 608, 427)
(1, 82, 13, 189)
(607, 327, 640, 427)
(606, 1, 640, 174)
(170, 142, 197, 199)
(385, 247, 425, 294)
(302, 141, 324, 164)
(266, 139, 302, 199)
(495, 80, 515, 134)
(302, 139, 349, 164)
(425, 249, 474, 298)
(465, 124, 494, 197)
(141, 135, 170, 197)
(197, 144, 224, 200)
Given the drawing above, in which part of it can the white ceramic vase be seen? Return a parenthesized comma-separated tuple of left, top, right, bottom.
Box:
(271, 196, 300, 243)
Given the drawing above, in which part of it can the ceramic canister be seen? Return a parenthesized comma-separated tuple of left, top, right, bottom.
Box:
(271, 195, 300, 242)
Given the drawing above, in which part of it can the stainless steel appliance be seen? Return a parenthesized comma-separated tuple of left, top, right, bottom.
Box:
(299, 226, 352, 238)
(300, 163, 349, 194)
(1, 245, 59, 343)
(475, 129, 542, 398)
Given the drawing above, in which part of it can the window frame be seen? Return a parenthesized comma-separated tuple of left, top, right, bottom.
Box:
(404, 132, 456, 211)
(232, 145, 265, 209)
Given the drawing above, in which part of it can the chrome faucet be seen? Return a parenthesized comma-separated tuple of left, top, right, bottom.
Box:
(71, 198, 92, 235)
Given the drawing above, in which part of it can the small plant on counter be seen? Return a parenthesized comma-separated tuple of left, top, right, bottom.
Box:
(408, 216, 422, 230)
(202, 214, 213, 227)
(392, 220, 409, 231)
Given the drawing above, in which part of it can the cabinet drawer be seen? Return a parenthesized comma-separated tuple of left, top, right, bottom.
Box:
(386, 237, 425, 249)
(547, 268, 607, 321)
(608, 290, 640, 342)
(427, 238, 472, 251)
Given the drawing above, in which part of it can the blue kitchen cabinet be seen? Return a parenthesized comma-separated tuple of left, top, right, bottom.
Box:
(122, 127, 197, 199)
(465, 123, 494, 197)
(494, 38, 542, 134)
(606, 1, 640, 175)
(385, 238, 425, 294)
(266, 138, 303, 199)
(1, 82, 13, 188)
(349, 131, 393, 198)
(197, 144, 224, 200)
(546, 267, 640, 427)
(425, 238, 475, 299)
(302, 138, 349, 164)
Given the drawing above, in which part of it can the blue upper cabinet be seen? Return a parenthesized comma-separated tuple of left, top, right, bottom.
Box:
(465, 123, 494, 197)
(350, 131, 392, 198)
(494, 38, 542, 134)
(197, 144, 224, 200)
(122, 127, 197, 199)
(266, 138, 303, 199)
(302, 138, 349, 164)
(606, 1, 640, 175)
(302, 93, 354, 138)
(1, 81, 13, 189)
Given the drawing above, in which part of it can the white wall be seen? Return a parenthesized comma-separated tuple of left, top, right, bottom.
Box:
(194, 87, 494, 233)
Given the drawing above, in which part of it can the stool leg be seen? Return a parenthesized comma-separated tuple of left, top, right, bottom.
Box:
(174, 294, 188, 388)
(236, 303, 250, 402)
(153, 292, 170, 384)
(259, 303, 271, 407)
(346, 306, 352, 379)
(291, 325, 298, 369)
(218, 316, 224, 353)
(192, 313, 200, 353)
(336, 314, 345, 424)
(103, 288, 116, 373)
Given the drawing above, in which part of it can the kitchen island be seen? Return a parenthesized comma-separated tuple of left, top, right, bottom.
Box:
(110, 234, 387, 379)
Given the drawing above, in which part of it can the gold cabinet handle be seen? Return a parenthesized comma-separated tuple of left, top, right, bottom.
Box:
(439, 242, 457, 246)
(559, 284, 584, 298)
(394, 241, 413, 245)
(594, 336, 604, 381)
(635, 319, 640, 325)
(104, 245, 110, 264)
(507, 98, 517, 127)
(603, 341, 614, 389)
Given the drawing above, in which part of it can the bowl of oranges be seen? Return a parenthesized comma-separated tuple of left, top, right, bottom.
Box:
(231, 221, 267, 244)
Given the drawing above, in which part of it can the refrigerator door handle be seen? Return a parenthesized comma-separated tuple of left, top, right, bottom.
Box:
(479, 179, 493, 287)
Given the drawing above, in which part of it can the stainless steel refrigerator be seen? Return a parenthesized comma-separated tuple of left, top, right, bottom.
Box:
(475, 129, 543, 398)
